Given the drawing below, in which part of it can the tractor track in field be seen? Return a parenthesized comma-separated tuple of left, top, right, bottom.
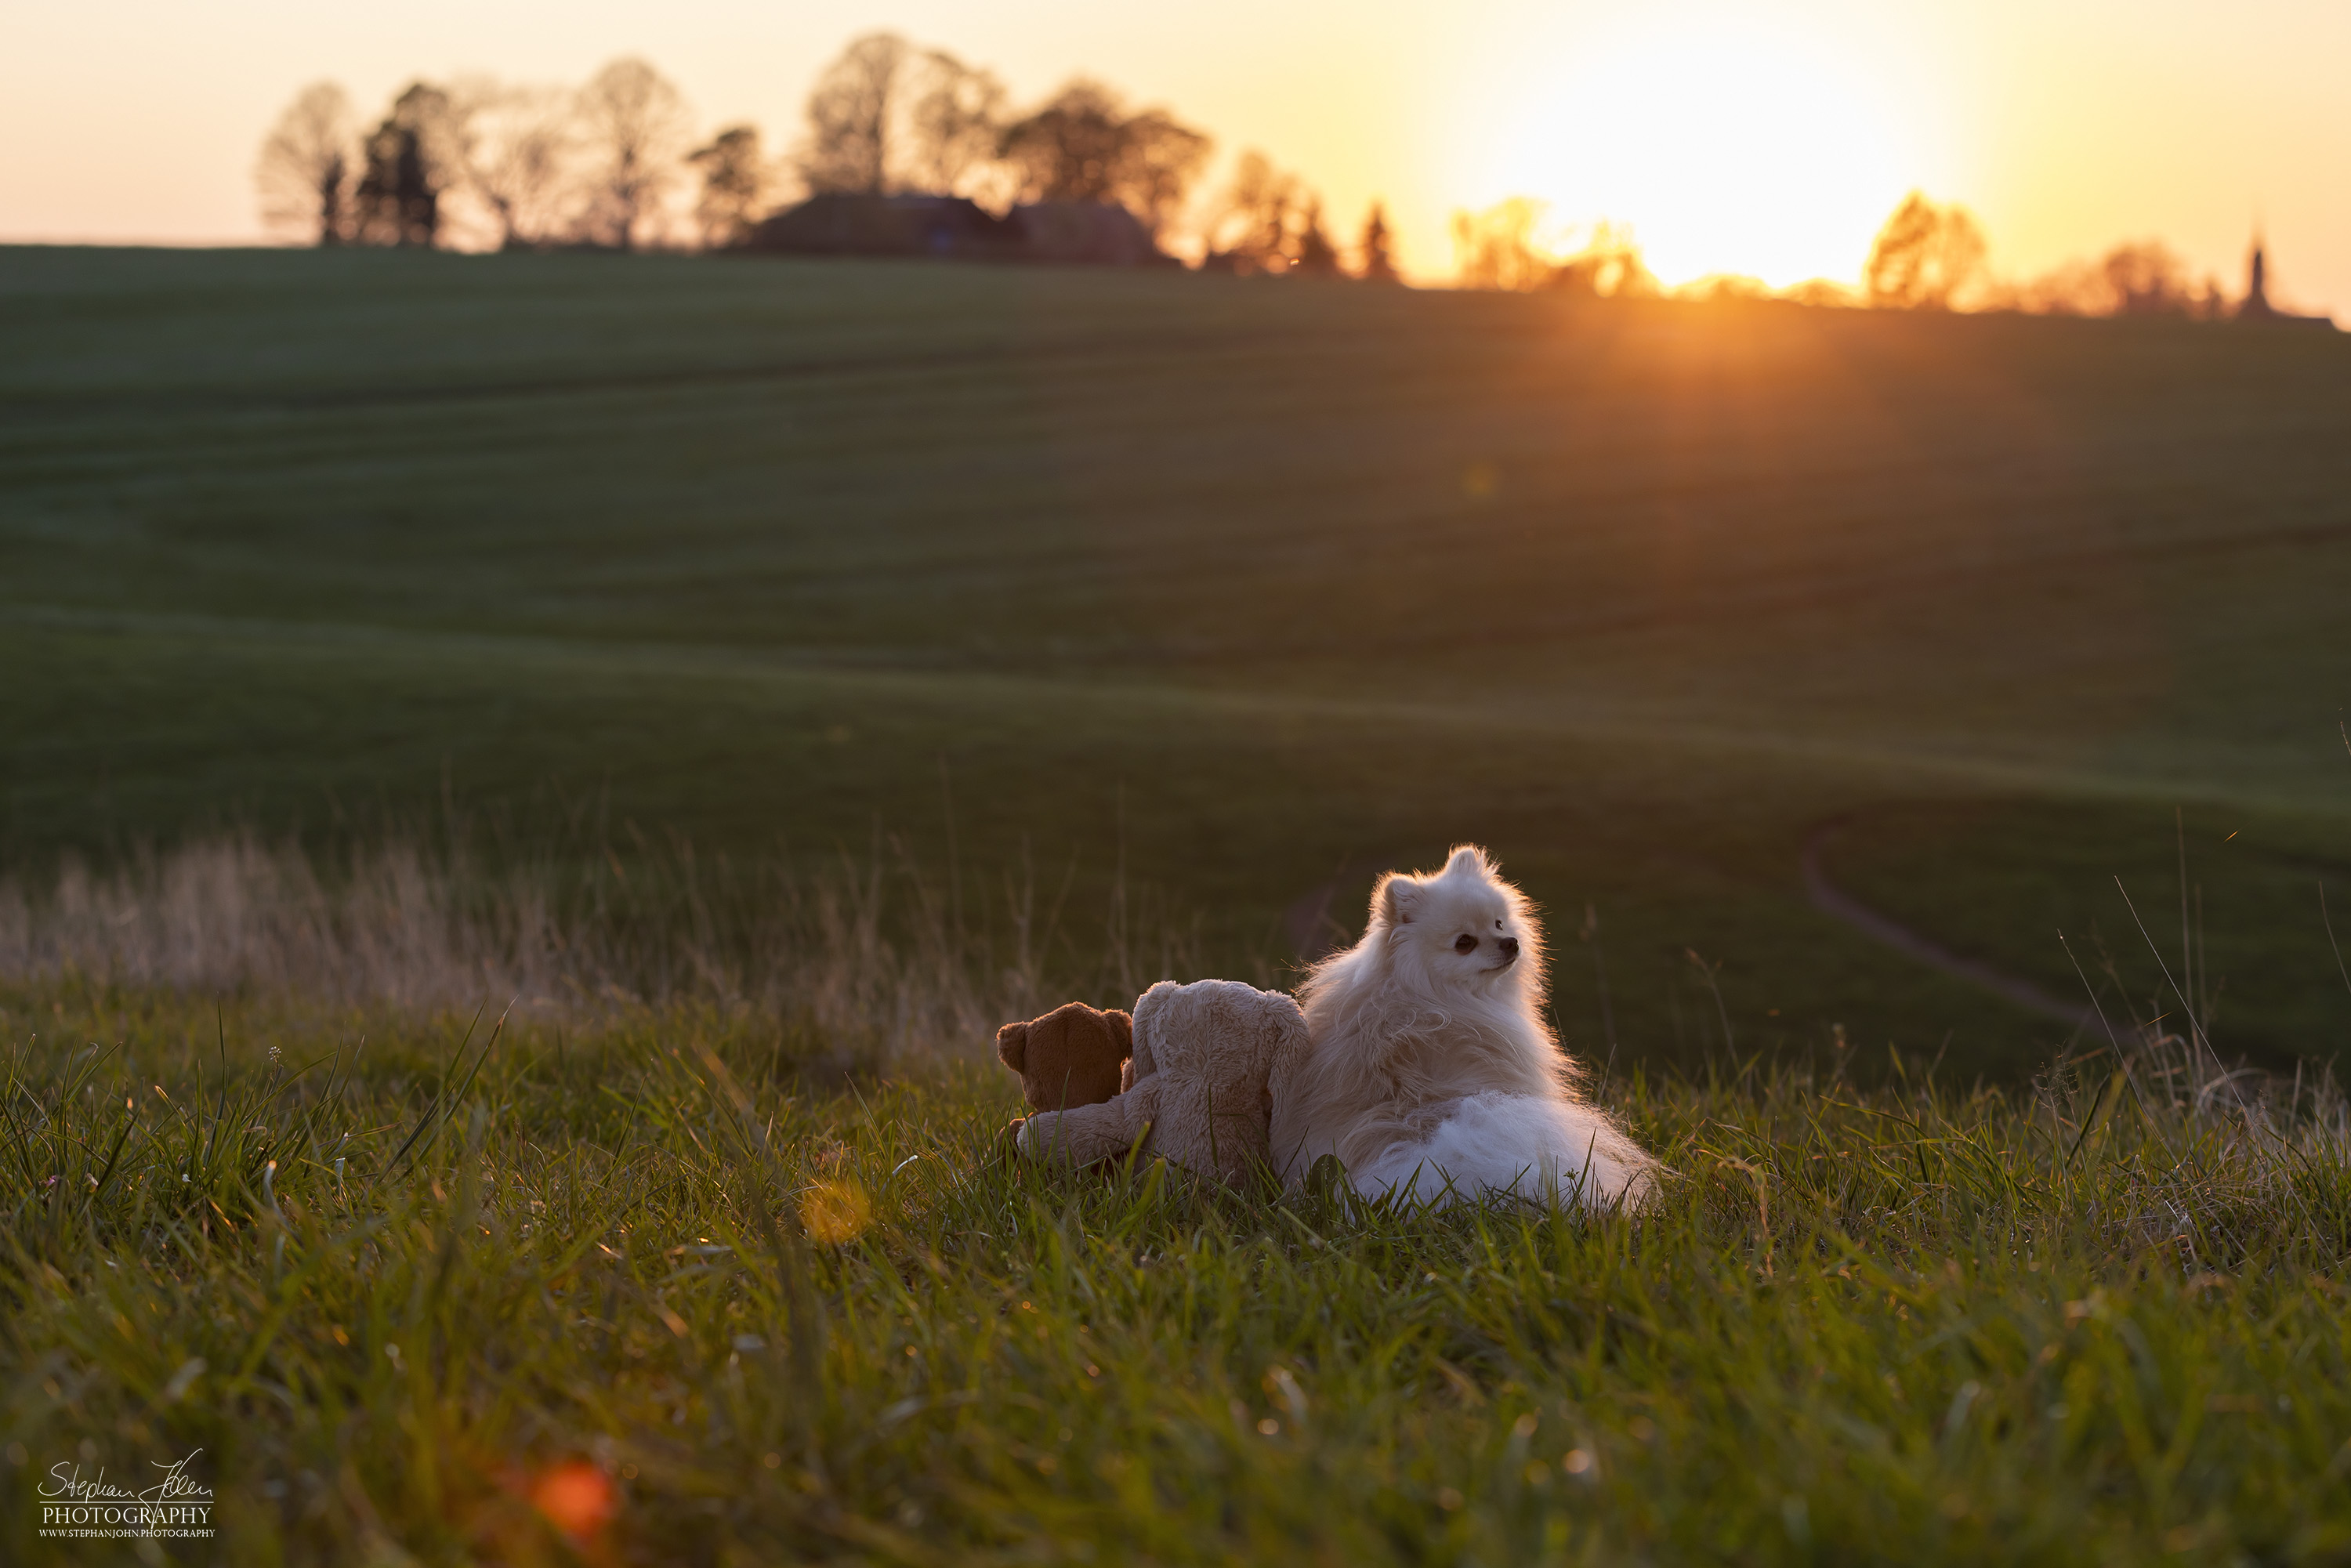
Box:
(1802, 817, 2098, 1030)
(1283, 831, 2104, 1034)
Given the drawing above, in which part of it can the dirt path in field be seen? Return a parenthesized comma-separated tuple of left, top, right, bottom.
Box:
(1802, 818, 2099, 1030)
(1288, 832, 2099, 1033)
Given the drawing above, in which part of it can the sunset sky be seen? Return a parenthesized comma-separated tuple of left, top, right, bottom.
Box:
(4, 0, 2346, 310)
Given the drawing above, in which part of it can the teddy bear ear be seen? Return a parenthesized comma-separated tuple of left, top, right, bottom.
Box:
(995, 1022, 1029, 1071)
(1106, 1009, 1133, 1054)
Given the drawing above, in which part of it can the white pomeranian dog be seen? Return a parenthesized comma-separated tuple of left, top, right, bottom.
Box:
(1272, 846, 1658, 1210)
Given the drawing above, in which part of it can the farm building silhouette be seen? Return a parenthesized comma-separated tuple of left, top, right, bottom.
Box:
(745, 195, 1174, 266)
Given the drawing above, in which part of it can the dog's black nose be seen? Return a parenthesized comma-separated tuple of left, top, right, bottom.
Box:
(1498, 936, 1520, 960)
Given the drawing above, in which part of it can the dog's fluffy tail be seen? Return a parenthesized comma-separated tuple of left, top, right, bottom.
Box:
(1351, 1092, 1658, 1211)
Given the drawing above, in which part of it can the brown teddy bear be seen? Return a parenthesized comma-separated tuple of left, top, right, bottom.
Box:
(1015, 980, 1307, 1186)
(996, 1001, 1132, 1116)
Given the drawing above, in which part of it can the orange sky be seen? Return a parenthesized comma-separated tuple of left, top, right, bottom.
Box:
(3, 0, 2346, 310)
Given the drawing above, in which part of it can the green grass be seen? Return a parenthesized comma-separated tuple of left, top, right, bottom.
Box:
(8, 245, 2351, 1078)
(5, 979, 2349, 1565)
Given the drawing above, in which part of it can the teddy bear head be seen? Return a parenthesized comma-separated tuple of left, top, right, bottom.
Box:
(995, 1001, 1132, 1113)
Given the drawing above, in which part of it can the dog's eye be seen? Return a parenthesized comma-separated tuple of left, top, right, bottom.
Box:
(1454, 934, 1477, 954)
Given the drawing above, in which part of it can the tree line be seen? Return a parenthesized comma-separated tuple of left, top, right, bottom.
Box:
(1448, 189, 2250, 319)
(259, 34, 2262, 313)
(256, 33, 1398, 279)
(1859, 194, 2242, 317)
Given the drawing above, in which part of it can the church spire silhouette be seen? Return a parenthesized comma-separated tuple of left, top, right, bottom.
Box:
(2240, 228, 2274, 318)
(2237, 226, 2333, 326)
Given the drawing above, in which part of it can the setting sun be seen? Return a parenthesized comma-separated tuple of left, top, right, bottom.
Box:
(1484, 17, 1940, 288)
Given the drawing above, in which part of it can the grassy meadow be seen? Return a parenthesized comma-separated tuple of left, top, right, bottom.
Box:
(5, 245, 2351, 1560)
(5, 976, 2351, 1566)
(7, 244, 2351, 1072)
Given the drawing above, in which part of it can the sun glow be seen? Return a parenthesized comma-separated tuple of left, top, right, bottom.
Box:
(1485, 18, 1932, 289)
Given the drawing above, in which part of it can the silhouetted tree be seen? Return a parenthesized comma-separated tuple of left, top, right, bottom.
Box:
(1291, 200, 1342, 277)
(998, 80, 1210, 237)
(1201, 154, 1338, 276)
(574, 57, 692, 249)
(352, 83, 458, 247)
(1204, 150, 1302, 272)
(1356, 203, 1399, 282)
(2004, 240, 2225, 318)
(904, 49, 1008, 197)
(447, 78, 578, 250)
(348, 125, 422, 246)
(256, 82, 355, 245)
(688, 125, 772, 248)
(1864, 191, 1987, 309)
(1549, 220, 1656, 298)
(1451, 198, 1553, 292)
(1783, 277, 1860, 308)
(795, 34, 1010, 201)
(1453, 201, 1654, 295)
(799, 31, 907, 195)
(2099, 241, 2221, 317)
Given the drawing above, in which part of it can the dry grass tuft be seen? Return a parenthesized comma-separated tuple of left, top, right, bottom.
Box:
(0, 832, 1201, 1065)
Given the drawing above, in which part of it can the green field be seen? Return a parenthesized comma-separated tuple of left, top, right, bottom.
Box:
(7, 248, 2351, 1564)
(7, 244, 2351, 1074)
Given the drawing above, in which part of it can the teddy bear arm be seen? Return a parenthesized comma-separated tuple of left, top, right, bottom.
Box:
(1016, 1097, 1143, 1168)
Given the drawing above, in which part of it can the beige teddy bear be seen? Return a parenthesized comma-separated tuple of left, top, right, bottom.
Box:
(1015, 979, 1307, 1186)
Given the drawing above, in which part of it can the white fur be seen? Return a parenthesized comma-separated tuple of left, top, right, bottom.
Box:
(1350, 1092, 1648, 1206)
(1272, 846, 1658, 1211)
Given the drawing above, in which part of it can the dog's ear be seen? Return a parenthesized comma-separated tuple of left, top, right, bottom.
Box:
(1444, 845, 1491, 879)
(995, 1021, 1029, 1072)
(1105, 1009, 1133, 1057)
(1377, 872, 1419, 925)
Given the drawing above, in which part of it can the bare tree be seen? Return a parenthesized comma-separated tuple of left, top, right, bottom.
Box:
(688, 125, 773, 248)
(904, 49, 1007, 197)
(795, 34, 1009, 201)
(1356, 203, 1400, 283)
(799, 31, 908, 195)
(999, 79, 1210, 236)
(445, 79, 578, 250)
(1864, 192, 1988, 310)
(574, 57, 693, 250)
(1452, 202, 1654, 295)
(256, 82, 356, 246)
(2099, 241, 2223, 317)
(1204, 150, 1301, 271)
(2002, 241, 2225, 318)
(1201, 150, 1339, 274)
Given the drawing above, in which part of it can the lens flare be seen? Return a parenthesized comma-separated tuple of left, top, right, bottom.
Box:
(529, 1460, 615, 1544)
(799, 1178, 871, 1245)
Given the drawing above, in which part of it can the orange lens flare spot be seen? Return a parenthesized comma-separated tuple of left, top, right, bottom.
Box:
(530, 1461, 616, 1542)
